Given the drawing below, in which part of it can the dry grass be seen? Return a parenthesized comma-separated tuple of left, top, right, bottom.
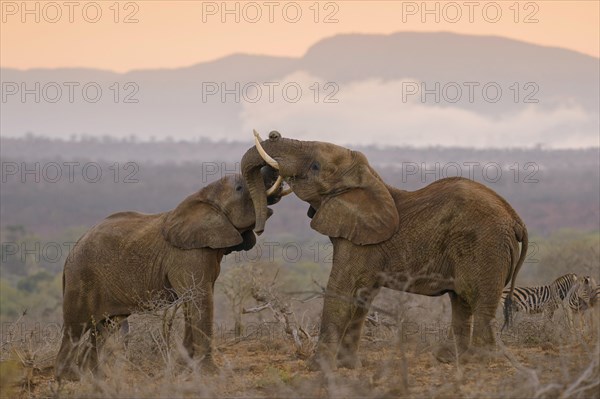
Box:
(1, 293, 599, 399)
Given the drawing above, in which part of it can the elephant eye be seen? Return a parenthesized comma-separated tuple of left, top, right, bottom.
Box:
(235, 185, 243, 192)
(310, 162, 320, 172)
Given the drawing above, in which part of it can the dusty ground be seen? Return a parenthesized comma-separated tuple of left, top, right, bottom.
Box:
(2, 314, 599, 399)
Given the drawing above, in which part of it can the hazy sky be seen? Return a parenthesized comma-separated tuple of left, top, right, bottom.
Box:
(1, 1, 598, 72)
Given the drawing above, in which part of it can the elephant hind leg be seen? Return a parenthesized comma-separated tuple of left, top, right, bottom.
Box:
(459, 285, 506, 364)
(472, 310, 497, 347)
(55, 322, 88, 381)
(459, 308, 502, 364)
(435, 292, 473, 363)
(471, 286, 504, 348)
(85, 315, 131, 376)
(74, 320, 105, 376)
(118, 317, 131, 348)
(102, 315, 131, 346)
(85, 324, 102, 375)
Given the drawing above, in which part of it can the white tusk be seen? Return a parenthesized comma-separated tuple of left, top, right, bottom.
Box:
(266, 175, 283, 196)
(253, 129, 263, 142)
(254, 130, 279, 170)
(280, 186, 293, 197)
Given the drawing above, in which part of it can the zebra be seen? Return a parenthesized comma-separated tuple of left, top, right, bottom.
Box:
(568, 275, 600, 331)
(581, 276, 600, 308)
(502, 273, 580, 327)
(566, 277, 591, 313)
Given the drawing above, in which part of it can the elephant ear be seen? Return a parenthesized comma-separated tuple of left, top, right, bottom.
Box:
(162, 196, 242, 250)
(224, 230, 256, 255)
(310, 164, 399, 245)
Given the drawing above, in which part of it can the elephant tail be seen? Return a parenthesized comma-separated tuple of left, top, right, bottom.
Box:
(502, 221, 528, 331)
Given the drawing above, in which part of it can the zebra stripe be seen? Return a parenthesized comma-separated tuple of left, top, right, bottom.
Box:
(592, 286, 600, 307)
(581, 276, 600, 308)
(502, 273, 579, 317)
(567, 283, 588, 313)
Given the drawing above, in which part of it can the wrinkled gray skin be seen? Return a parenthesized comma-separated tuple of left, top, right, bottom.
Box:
(242, 132, 528, 370)
(56, 171, 280, 380)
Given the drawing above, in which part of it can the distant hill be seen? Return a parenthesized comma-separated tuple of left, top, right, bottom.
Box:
(1, 32, 598, 148)
(1, 135, 599, 169)
(301, 33, 598, 110)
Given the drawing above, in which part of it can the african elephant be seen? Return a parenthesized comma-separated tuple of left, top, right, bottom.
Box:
(241, 131, 528, 370)
(55, 171, 282, 380)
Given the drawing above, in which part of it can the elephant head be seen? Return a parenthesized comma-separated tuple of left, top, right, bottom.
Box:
(162, 171, 282, 250)
(241, 131, 399, 245)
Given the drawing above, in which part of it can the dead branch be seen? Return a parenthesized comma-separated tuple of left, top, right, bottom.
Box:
(242, 303, 272, 314)
(246, 273, 316, 358)
(560, 347, 600, 399)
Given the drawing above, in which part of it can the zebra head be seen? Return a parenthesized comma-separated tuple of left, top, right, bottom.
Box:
(581, 276, 598, 303)
(582, 275, 597, 289)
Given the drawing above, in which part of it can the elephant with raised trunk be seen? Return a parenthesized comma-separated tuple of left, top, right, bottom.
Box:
(56, 171, 284, 380)
(241, 131, 528, 369)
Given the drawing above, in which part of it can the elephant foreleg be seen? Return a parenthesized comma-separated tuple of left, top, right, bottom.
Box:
(309, 263, 379, 371)
(182, 304, 194, 358)
(309, 293, 349, 371)
(191, 290, 218, 372)
(337, 286, 380, 369)
(174, 282, 218, 373)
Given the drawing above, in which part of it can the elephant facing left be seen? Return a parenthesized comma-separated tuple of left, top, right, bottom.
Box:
(55, 171, 282, 381)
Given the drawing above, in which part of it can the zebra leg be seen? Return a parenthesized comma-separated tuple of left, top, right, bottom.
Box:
(545, 303, 557, 321)
(577, 310, 585, 333)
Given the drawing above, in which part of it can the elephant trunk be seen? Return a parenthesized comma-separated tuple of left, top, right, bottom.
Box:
(242, 147, 269, 235)
(242, 132, 303, 235)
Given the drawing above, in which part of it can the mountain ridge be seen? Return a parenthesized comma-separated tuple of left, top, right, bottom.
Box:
(2, 32, 598, 148)
(3, 32, 597, 74)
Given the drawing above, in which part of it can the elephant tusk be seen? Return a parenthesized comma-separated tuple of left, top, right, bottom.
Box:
(254, 130, 279, 170)
(266, 175, 283, 196)
(280, 186, 293, 197)
(253, 129, 264, 142)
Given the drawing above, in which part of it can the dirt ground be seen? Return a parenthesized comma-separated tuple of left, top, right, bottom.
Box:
(2, 312, 599, 399)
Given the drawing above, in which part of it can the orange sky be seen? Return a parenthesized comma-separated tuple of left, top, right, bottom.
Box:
(1, 1, 598, 72)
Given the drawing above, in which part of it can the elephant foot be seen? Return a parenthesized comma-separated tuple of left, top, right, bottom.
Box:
(91, 362, 106, 379)
(307, 352, 336, 372)
(200, 357, 219, 374)
(83, 355, 103, 378)
(55, 354, 80, 382)
(337, 353, 362, 369)
(56, 367, 81, 382)
(434, 343, 460, 364)
(458, 346, 498, 364)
